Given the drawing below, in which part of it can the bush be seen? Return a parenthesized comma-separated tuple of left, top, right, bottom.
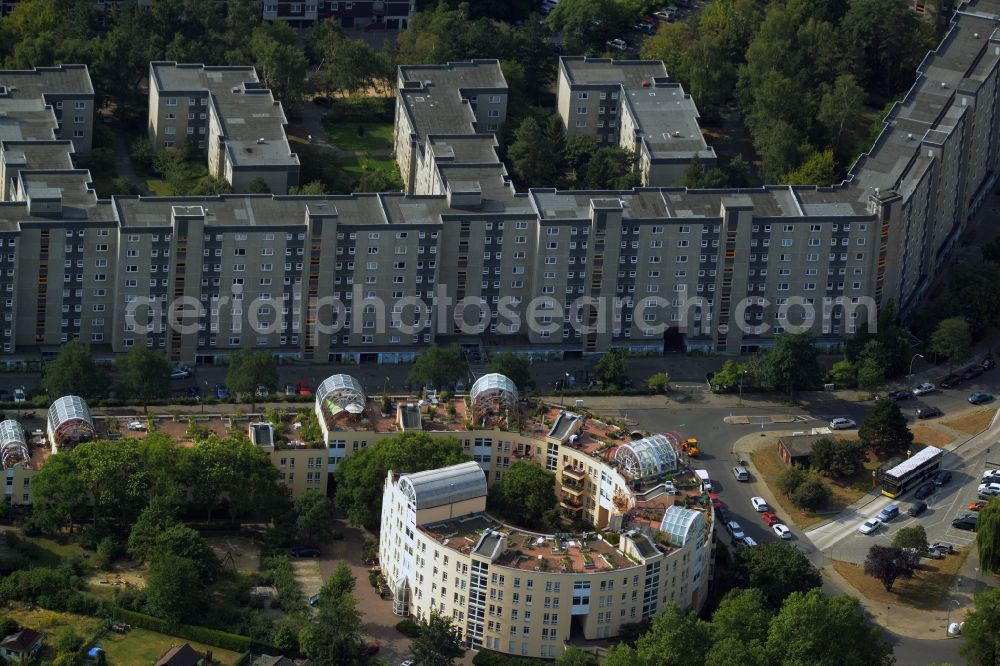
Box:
(263, 556, 302, 611)
(111, 607, 251, 652)
(328, 95, 394, 122)
(776, 466, 807, 496)
(395, 618, 422, 638)
(472, 650, 547, 666)
(368, 570, 379, 588)
(791, 476, 833, 511)
(128, 138, 156, 173)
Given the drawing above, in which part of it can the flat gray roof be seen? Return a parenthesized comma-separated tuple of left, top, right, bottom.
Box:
(625, 85, 715, 161)
(1, 141, 74, 171)
(560, 57, 667, 89)
(399, 60, 507, 91)
(428, 135, 501, 165)
(0, 65, 94, 98)
(150, 62, 257, 94)
(398, 60, 506, 141)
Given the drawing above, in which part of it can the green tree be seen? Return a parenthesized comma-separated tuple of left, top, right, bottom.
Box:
(484, 352, 531, 390)
(145, 554, 204, 623)
(765, 589, 894, 666)
(299, 593, 369, 666)
(856, 356, 886, 391)
(127, 500, 177, 561)
(407, 344, 468, 390)
(355, 167, 403, 192)
(961, 587, 1000, 666)
(547, 0, 636, 52)
(508, 116, 562, 188)
(62, 439, 151, 531)
(555, 647, 599, 666)
(411, 612, 464, 666)
(891, 525, 929, 553)
(603, 604, 710, 666)
(250, 21, 308, 107)
(564, 135, 599, 180)
(930, 316, 972, 373)
(780, 149, 837, 186)
(293, 491, 335, 545)
(646, 372, 670, 394)
(829, 359, 858, 389)
(595, 349, 628, 387)
(487, 461, 556, 530)
(950, 262, 1000, 338)
(117, 347, 172, 410)
(858, 399, 913, 457)
(54, 628, 82, 654)
(28, 453, 87, 533)
(335, 432, 468, 529)
(864, 544, 917, 592)
(708, 588, 771, 666)
(976, 498, 1000, 573)
(42, 340, 109, 399)
(290, 180, 327, 195)
(762, 333, 822, 396)
(226, 348, 278, 410)
(818, 74, 866, 162)
(710, 359, 747, 391)
(153, 523, 220, 583)
(738, 542, 822, 609)
(320, 561, 355, 606)
(776, 466, 807, 497)
(190, 435, 284, 522)
(790, 475, 833, 511)
(583, 147, 639, 189)
(247, 177, 272, 194)
(809, 437, 865, 479)
(189, 176, 233, 195)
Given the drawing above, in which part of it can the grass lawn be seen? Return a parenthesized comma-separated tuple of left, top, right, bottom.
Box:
(146, 179, 173, 196)
(941, 407, 996, 435)
(20, 535, 91, 569)
(337, 153, 400, 179)
(97, 627, 243, 666)
(909, 425, 954, 447)
(322, 120, 394, 153)
(749, 436, 869, 530)
(5, 605, 103, 639)
(833, 548, 970, 610)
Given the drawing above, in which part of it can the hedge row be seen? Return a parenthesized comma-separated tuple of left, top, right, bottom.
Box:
(111, 607, 252, 653)
(472, 650, 548, 666)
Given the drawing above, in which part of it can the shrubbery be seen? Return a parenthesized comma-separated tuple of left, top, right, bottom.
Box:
(395, 618, 422, 638)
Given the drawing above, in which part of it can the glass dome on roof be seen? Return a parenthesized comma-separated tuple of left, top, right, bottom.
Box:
(46, 395, 95, 451)
(0, 420, 29, 469)
(659, 505, 704, 547)
(470, 373, 518, 420)
(316, 374, 366, 414)
(614, 433, 679, 480)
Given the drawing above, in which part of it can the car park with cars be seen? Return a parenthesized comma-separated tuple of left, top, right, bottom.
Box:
(732, 466, 750, 481)
(907, 501, 927, 517)
(912, 383, 935, 395)
(913, 482, 935, 500)
(952, 514, 978, 531)
(877, 504, 900, 522)
(761, 511, 779, 526)
(750, 497, 770, 512)
(887, 390, 913, 401)
(938, 374, 962, 388)
(968, 391, 993, 404)
(772, 524, 792, 540)
(978, 482, 1000, 497)
(726, 521, 745, 540)
(606, 38, 628, 51)
(932, 470, 952, 486)
(969, 500, 988, 512)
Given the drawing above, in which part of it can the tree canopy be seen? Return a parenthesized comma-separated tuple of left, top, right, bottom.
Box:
(42, 341, 109, 400)
(961, 586, 1000, 666)
(226, 348, 278, 407)
(977, 498, 1000, 574)
(737, 541, 822, 609)
(117, 347, 172, 406)
(407, 345, 468, 390)
(335, 432, 468, 529)
(761, 333, 822, 395)
(858, 399, 913, 457)
(484, 352, 532, 391)
(863, 544, 917, 592)
(929, 317, 972, 372)
(487, 461, 557, 530)
(411, 612, 465, 666)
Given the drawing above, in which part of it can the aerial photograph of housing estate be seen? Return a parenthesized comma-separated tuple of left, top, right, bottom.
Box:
(0, 0, 998, 664)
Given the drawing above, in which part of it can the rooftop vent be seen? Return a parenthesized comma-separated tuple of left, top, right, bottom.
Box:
(231, 86, 241, 93)
(974, 33, 980, 39)
(256, 137, 265, 144)
(907, 133, 914, 140)
(641, 79, 651, 88)
(940, 81, 947, 88)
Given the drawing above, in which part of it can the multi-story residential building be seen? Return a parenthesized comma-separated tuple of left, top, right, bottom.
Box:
(0, 65, 94, 154)
(148, 62, 300, 194)
(557, 57, 716, 187)
(261, 0, 415, 27)
(0, 419, 36, 507)
(0, 0, 998, 362)
(376, 372, 714, 656)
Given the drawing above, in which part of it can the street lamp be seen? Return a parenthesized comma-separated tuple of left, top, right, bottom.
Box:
(738, 370, 748, 407)
(946, 598, 961, 636)
(909, 353, 925, 380)
(560, 372, 570, 407)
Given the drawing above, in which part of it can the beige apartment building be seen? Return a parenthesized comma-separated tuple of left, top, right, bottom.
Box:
(556, 57, 717, 187)
(375, 373, 714, 656)
(148, 62, 300, 194)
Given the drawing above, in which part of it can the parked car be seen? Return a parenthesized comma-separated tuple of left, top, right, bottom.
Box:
(962, 365, 985, 381)
(633, 22, 656, 33)
(924, 547, 945, 560)
(907, 501, 927, 517)
(888, 390, 913, 401)
(978, 482, 1000, 497)
(740, 536, 758, 548)
(969, 391, 994, 404)
(982, 469, 1000, 482)
(606, 38, 628, 51)
(930, 541, 954, 554)
(726, 521, 745, 540)
(762, 511, 779, 526)
(255, 385, 270, 399)
(366, 643, 380, 656)
(913, 482, 935, 500)
(858, 518, 882, 535)
(952, 514, 978, 531)
(932, 470, 952, 486)
(773, 524, 792, 540)
(938, 374, 962, 388)
(13, 387, 25, 404)
(126, 421, 147, 432)
(877, 504, 900, 522)
(170, 366, 192, 379)
(290, 546, 321, 558)
(912, 383, 936, 396)
(296, 380, 314, 396)
(653, 9, 676, 21)
(829, 417, 857, 430)
(732, 466, 750, 481)
(916, 406, 943, 419)
(969, 500, 988, 512)
(982, 356, 996, 370)
(750, 496, 770, 512)
(308, 593, 321, 606)
(214, 384, 230, 399)
(931, 469, 951, 487)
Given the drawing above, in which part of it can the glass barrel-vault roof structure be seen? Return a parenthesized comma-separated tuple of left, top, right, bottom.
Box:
(46, 395, 95, 450)
(614, 433, 679, 480)
(316, 374, 366, 417)
(0, 420, 29, 469)
(470, 373, 518, 421)
(399, 461, 487, 511)
(659, 505, 705, 547)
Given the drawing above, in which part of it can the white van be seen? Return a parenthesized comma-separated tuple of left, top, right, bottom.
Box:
(694, 469, 712, 492)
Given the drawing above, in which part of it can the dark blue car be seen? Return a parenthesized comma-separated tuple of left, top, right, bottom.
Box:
(215, 383, 230, 399)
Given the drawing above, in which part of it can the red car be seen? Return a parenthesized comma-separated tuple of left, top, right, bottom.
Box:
(709, 492, 724, 510)
(762, 511, 779, 526)
(296, 380, 314, 396)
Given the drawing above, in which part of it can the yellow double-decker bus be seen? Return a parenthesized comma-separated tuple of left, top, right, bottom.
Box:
(881, 446, 943, 499)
